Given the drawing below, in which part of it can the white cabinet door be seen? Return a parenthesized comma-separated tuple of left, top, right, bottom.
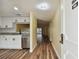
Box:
(14, 17, 25, 23)
(0, 35, 7, 48)
(14, 17, 30, 24)
(0, 17, 30, 28)
(1, 17, 12, 28)
(25, 17, 30, 24)
(0, 35, 22, 49)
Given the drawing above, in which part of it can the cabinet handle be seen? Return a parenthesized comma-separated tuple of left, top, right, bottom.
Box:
(13, 38, 15, 41)
(15, 19, 18, 22)
(5, 38, 7, 40)
(5, 25, 8, 28)
(24, 19, 26, 22)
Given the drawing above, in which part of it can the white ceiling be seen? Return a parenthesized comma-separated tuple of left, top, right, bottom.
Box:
(0, 0, 60, 21)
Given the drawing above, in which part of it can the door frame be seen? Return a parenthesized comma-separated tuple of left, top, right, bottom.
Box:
(60, 0, 65, 59)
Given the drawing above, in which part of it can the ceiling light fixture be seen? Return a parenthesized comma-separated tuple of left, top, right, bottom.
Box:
(36, 2, 50, 10)
(14, 6, 18, 11)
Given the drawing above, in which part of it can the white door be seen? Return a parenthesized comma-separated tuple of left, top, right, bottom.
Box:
(61, 0, 78, 59)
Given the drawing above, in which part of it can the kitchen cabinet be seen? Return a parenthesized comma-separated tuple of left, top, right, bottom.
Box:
(0, 35, 22, 49)
(0, 17, 30, 28)
(1, 23, 12, 28)
(1, 17, 13, 28)
(14, 17, 30, 24)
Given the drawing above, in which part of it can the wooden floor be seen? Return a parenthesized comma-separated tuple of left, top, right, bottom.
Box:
(0, 40, 58, 59)
(28, 41, 58, 59)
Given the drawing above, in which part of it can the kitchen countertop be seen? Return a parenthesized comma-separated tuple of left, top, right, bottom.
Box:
(0, 32, 21, 35)
(0, 32, 30, 35)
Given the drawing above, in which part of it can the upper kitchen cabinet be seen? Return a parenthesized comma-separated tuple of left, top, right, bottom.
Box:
(0, 17, 30, 28)
(14, 17, 30, 24)
(1, 17, 13, 28)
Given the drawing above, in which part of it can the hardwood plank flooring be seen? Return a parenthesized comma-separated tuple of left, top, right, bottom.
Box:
(28, 40, 58, 59)
(0, 40, 58, 59)
(0, 49, 29, 59)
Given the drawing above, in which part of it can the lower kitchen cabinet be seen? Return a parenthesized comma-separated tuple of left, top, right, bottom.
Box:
(0, 35, 22, 49)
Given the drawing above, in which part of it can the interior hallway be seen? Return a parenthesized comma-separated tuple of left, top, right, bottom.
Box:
(0, 39, 58, 59)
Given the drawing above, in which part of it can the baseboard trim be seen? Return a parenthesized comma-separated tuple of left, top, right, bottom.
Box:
(0, 48, 22, 49)
(30, 44, 37, 53)
(52, 43, 61, 59)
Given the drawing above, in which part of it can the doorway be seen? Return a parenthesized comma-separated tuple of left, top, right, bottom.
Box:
(37, 19, 49, 44)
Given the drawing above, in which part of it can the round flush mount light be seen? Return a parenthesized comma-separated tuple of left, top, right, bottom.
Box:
(14, 6, 18, 11)
(36, 2, 50, 10)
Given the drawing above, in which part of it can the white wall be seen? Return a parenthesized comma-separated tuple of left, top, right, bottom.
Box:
(30, 12, 37, 52)
(63, 0, 78, 59)
(49, 0, 78, 59)
(49, 7, 61, 58)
